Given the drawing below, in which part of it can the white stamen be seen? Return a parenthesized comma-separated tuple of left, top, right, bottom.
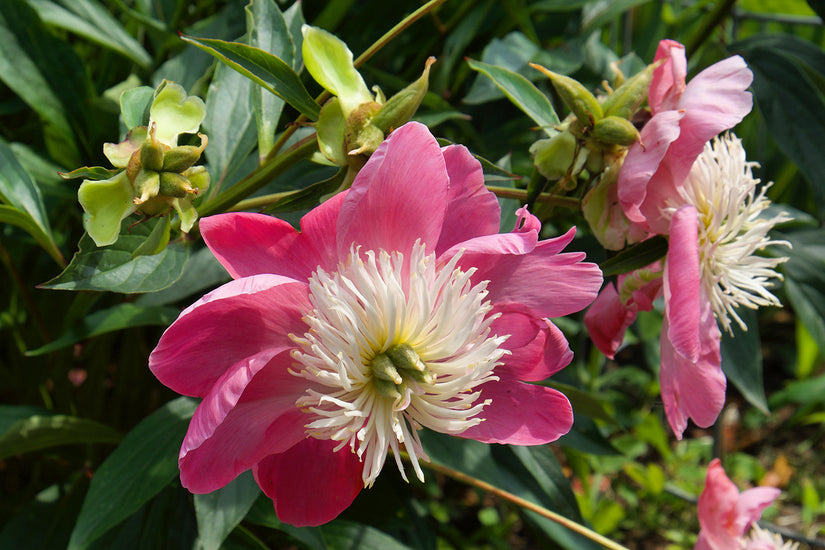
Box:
(291, 241, 508, 487)
(665, 133, 791, 334)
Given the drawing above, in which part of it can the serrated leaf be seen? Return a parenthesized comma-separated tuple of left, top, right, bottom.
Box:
(600, 236, 668, 278)
(26, 302, 179, 356)
(0, 414, 122, 460)
(41, 218, 190, 293)
(181, 34, 320, 120)
(195, 471, 260, 550)
(466, 58, 559, 137)
(67, 397, 197, 550)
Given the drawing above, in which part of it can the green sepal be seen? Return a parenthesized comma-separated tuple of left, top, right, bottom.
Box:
(301, 25, 372, 116)
(77, 171, 138, 247)
(371, 56, 435, 133)
(59, 166, 122, 181)
(601, 63, 655, 119)
(316, 97, 348, 166)
(531, 63, 602, 126)
(102, 127, 147, 169)
(530, 131, 578, 180)
(149, 80, 206, 146)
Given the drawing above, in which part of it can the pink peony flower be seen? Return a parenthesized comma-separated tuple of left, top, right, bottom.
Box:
(149, 122, 603, 526)
(618, 39, 753, 234)
(695, 458, 781, 550)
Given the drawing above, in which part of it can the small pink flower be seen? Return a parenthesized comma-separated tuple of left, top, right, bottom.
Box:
(150, 122, 603, 526)
(695, 458, 781, 550)
(618, 39, 753, 234)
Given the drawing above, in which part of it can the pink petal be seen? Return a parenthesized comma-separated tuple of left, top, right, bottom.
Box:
(459, 377, 573, 445)
(200, 197, 345, 281)
(735, 486, 781, 536)
(434, 144, 501, 256)
(664, 206, 702, 362)
(618, 110, 684, 229)
(179, 350, 308, 493)
(337, 122, 448, 257)
(149, 276, 309, 397)
(584, 283, 638, 359)
(660, 291, 724, 438)
(460, 228, 603, 319)
(649, 40, 687, 112)
(253, 438, 364, 527)
(491, 305, 573, 381)
(697, 458, 742, 550)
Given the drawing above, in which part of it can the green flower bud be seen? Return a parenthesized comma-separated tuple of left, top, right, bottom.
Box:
(139, 133, 165, 172)
(530, 63, 603, 126)
(591, 115, 640, 147)
(162, 133, 208, 173)
(159, 171, 196, 198)
(371, 57, 435, 134)
(601, 63, 655, 119)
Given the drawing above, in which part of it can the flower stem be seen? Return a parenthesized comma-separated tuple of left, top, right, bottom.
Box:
(198, 134, 318, 218)
(486, 185, 580, 209)
(422, 459, 630, 550)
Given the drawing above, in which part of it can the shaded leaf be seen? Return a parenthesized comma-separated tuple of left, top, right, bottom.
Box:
(195, 471, 260, 550)
(261, 168, 345, 214)
(67, 397, 197, 550)
(0, 414, 122, 460)
(466, 58, 559, 137)
(26, 303, 179, 356)
(720, 308, 769, 413)
(41, 218, 190, 293)
(780, 229, 825, 354)
(600, 236, 668, 277)
(181, 34, 320, 120)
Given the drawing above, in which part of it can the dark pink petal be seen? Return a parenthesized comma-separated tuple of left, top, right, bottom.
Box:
(149, 276, 308, 397)
(201, 197, 345, 280)
(660, 290, 724, 438)
(584, 283, 637, 359)
(459, 377, 573, 445)
(253, 438, 364, 527)
(434, 144, 501, 255)
(179, 350, 308, 493)
(649, 40, 687, 112)
(618, 110, 684, 229)
(460, 228, 603, 319)
(337, 122, 449, 257)
(664, 206, 701, 362)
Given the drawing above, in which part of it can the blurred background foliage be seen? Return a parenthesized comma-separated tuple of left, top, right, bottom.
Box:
(1, 0, 825, 548)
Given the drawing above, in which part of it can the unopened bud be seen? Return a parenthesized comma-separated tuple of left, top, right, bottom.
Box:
(601, 63, 655, 119)
(159, 171, 196, 198)
(591, 116, 640, 146)
(139, 132, 165, 173)
(162, 133, 207, 173)
(372, 57, 435, 134)
(530, 63, 602, 126)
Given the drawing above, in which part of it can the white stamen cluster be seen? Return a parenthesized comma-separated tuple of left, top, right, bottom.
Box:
(742, 526, 799, 550)
(290, 241, 507, 487)
(667, 133, 791, 334)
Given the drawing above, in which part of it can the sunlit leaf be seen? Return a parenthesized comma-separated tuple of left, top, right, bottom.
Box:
(0, 413, 122, 460)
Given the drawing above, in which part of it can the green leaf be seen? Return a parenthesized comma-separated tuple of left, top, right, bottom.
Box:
(734, 34, 825, 216)
(466, 58, 559, 137)
(195, 471, 260, 550)
(26, 302, 179, 356)
(246, 0, 294, 160)
(0, 137, 62, 264)
(244, 495, 326, 550)
(421, 432, 600, 550)
(538, 381, 616, 424)
(261, 168, 346, 214)
(28, 0, 151, 69)
(131, 214, 171, 258)
(0, 404, 51, 435)
(0, 0, 92, 166)
(0, 414, 122, 460)
(41, 218, 191, 293)
(134, 246, 230, 307)
(120, 86, 154, 129)
(59, 166, 121, 181)
(181, 34, 320, 120)
(67, 397, 197, 550)
(599, 236, 668, 278)
(720, 308, 768, 414)
(581, 0, 652, 32)
(780, 229, 825, 354)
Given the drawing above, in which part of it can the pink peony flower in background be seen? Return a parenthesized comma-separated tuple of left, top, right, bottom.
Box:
(695, 458, 782, 550)
(149, 122, 603, 526)
(618, 39, 753, 234)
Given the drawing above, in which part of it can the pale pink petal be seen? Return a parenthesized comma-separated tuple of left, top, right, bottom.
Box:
(459, 378, 573, 445)
(618, 110, 684, 229)
(584, 283, 638, 359)
(179, 350, 308, 493)
(664, 206, 702, 362)
(434, 144, 501, 255)
(649, 40, 687, 112)
(735, 487, 782, 535)
(253, 438, 364, 527)
(200, 201, 345, 281)
(149, 276, 308, 397)
(460, 228, 603, 319)
(337, 122, 448, 257)
(660, 293, 724, 438)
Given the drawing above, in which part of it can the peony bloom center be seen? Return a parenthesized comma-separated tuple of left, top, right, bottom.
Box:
(667, 134, 790, 333)
(290, 241, 508, 487)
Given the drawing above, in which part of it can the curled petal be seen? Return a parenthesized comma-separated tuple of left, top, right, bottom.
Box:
(254, 438, 364, 527)
(649, 39, 687, 112)
(585, 283, 638, 359)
